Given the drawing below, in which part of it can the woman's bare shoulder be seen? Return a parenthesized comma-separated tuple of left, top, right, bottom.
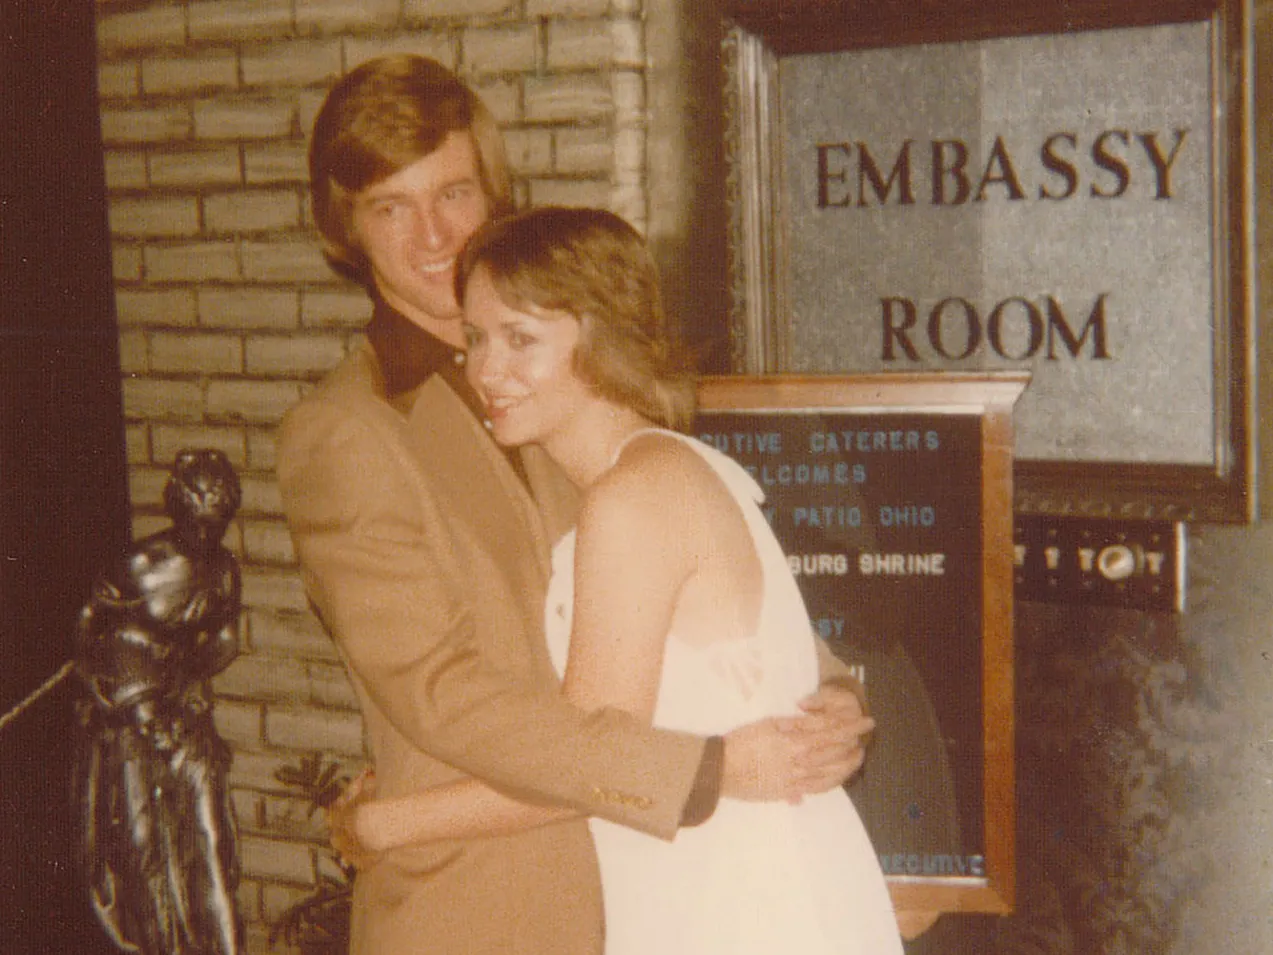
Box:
(605, 432, 719, 496)
(572, 434, 720, 600)
(583, 432, 728, 532)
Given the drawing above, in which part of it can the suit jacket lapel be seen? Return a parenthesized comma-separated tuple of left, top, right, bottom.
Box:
(403, 376, 555, 584)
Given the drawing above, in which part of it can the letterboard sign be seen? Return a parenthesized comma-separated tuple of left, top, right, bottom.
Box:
(696, 373, 1025, 917)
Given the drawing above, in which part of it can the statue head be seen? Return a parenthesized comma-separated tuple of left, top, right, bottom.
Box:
(163, 449, 242, 550)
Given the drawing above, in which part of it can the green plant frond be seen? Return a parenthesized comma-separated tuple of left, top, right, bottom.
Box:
(269, 752, 357, 954)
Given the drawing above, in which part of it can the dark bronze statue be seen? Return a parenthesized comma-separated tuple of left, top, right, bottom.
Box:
(75, 448, 244, 955)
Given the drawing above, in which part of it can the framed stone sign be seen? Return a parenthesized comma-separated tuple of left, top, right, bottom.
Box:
(722, 0, 1255, 522)
(695, 371, 1026, 918)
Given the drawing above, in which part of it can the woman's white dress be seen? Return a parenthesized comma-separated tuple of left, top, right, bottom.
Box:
(544, 430, 904, 955)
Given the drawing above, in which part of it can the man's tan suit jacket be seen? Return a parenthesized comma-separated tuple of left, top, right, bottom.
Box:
(277, 343, 707, 955)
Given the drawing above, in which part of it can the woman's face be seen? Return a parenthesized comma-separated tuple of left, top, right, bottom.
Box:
(462, 265, 592, 448)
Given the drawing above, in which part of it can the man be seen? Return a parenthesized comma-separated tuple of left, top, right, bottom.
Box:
(278, 54, 874, 954)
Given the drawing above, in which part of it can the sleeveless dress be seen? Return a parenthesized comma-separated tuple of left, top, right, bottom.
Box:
(544, 430, 903, 955)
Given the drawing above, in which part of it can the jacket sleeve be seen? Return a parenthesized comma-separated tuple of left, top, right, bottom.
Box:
(278, 397, 705, 840)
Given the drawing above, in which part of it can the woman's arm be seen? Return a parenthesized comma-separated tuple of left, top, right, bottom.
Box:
(559, 446, 694, 720)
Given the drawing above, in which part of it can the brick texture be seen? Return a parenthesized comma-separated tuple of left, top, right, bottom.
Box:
(94, 3, 657, 950)
(463, 24, 539, 75)
(295, 0, 402, 33)
(150, 147, 244, 187)
(97, 7, 186, 52)
(142, 51, 239, 95)
(99, 60, 141, 98)
(103, 151, 148, 190)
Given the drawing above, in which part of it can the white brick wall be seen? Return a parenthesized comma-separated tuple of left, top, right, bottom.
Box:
(200, 288, 301, 330)
(296, 0, 401, 33)
(150, 147, 244, 187)
(112, 244, 144, 280)
(144, 240, 241, 281)
(141, 51, 239, 95)
(99, 60, 141, 97)
(187, 0, 295, 42)
(101, 105, 193, 142)
(97, 7, 186, 50)
(205, 190, 304, 235)
(93, 1, 661, 948)
(116, 288, 199, 326)
(464, 24, 539, 74)
(109, 196, 201, 236)
(529, 0, 614, 16)
(405, 0, 514, 18)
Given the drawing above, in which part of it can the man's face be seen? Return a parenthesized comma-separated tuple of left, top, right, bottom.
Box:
(351, 131, 491, 345)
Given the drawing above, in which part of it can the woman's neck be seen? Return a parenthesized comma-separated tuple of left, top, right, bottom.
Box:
(542, 401, 652, 489)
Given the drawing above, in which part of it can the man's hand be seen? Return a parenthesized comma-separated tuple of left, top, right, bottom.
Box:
(783, 678, 874, 787)
(720, 684, 875, 802)
(326, 768, 380, 871)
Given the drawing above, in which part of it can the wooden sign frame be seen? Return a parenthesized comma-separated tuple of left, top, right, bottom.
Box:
(696, 371, 1026, 918)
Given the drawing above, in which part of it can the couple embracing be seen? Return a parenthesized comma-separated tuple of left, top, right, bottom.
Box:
(278, 54, 902, 955)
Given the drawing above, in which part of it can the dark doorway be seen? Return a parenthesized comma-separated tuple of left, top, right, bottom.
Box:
(1, 1, 130, 952)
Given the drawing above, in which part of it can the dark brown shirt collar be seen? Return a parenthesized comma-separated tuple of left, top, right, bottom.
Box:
(362, 295, 525, 481)
(364, 294, 465, 400)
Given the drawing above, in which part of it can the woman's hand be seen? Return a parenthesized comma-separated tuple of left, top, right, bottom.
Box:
(326, 768, 379, 870)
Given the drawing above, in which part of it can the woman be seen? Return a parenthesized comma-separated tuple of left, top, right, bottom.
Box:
(330, 207, 903, 954)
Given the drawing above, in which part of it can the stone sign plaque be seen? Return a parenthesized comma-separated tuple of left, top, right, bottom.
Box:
(724, 1, 1255, 522)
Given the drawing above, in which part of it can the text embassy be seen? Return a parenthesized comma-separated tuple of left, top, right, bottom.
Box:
(814, 129, 1188, 207)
